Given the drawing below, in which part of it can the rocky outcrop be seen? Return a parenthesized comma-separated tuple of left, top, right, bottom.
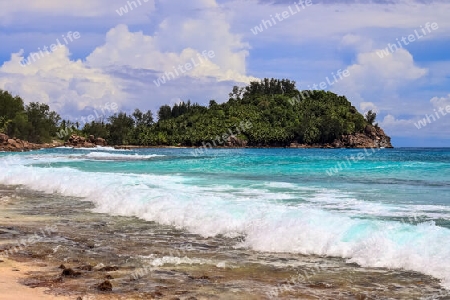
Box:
(289, 125, 393, 148)
(64, 134, 107, 148)
(0, 133, 8, 144)
(225, 135, 247, 147)
(289, 142, 313, 148)
(0, 133, 63, 152)
(332, 125, 393, 148)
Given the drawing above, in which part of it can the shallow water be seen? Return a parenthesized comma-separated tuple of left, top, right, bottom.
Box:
(0, 147, 450, 298)
(0, 186, 449, 299)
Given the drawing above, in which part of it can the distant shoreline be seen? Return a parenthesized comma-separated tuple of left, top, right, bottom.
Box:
(0, 143, 394, 153)
(112, 144, 393, 150)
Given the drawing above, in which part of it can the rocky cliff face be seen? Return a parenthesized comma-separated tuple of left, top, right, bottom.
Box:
(0, 133, 62, 152)
(332, 125, 393, 148)
(290, 125, 393, 148)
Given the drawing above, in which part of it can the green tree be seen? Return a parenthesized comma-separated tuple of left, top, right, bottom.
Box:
(365, 110, 377, 125)
(158, 105, 172, 121)
(107, 113, 135, 145)
(25, 102, 60, 143)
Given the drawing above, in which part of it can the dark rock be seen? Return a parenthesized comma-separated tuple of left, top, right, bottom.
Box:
(79, 265, 93, 271)
(97, 280, 112, 291)
(188, 275, 210, 280)
(61, 268, 81, 277)
(99, 266, 119, 272)
(0, 133, 8, 143)
(59, 264, 66, 269)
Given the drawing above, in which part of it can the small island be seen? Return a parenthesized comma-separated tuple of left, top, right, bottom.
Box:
(0, 78, 392, 151)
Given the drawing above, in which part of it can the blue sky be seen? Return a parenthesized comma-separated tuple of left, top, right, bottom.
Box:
(0, 0, 449, 146)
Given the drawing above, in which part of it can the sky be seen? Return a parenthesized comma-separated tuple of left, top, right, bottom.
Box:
(0, 0, 449, 147)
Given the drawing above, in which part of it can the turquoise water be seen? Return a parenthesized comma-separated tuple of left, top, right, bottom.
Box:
(1, 147, 449, 287)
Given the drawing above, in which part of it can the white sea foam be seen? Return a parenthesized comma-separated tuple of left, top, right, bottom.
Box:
(56, 146, 130, 152)
(1, 158, 450, 288)
(82, 152, 165, 161)
(148, 256, 212, 267)
(304, 189, 450, 220)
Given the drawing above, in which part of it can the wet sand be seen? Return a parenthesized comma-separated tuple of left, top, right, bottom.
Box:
(0, 185, 449, 300)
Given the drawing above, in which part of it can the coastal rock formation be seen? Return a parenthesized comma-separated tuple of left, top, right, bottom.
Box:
(290, 125, 393, 148)
(0, 133, 7, 143)
(0, 133, 62, 152)
(289, 142, 311, 148)
(332, 125, 393, 148)
(0, 132, 107, 151)
(64, 134, 107, 148)
(225, 135, 248, 147)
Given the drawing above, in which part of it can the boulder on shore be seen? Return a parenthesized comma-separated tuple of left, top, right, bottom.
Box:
(0, 133, 63, 152)
(64, 134, 107, 148)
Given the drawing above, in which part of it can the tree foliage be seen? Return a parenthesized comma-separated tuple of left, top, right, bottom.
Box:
(1, 78, 372, 146)
(82, 78, 370, 146)
(0, 90, 60, 143)
(365, 110, 377, 125)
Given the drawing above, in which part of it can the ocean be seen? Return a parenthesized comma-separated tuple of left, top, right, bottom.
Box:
(1, 147, 449, 293)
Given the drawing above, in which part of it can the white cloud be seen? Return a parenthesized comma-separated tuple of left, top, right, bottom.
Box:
(0, 0, 257, 118)
(351, 49, 427, 87)
(379, 94, 450, 138)
(333, 48, 428, 109)
(360, 102, 378, 113)
(83, 0, 257, 84)
(340, 34, 374, 53)
(234, 0, 450, 46)
(86, 24, 257, 83)
(0, 0, 156, 19)
(0, 47, 124, 115)
(430, 94, 450, 109)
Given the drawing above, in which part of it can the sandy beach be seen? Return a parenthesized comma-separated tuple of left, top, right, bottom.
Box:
(0, 258, 71, 300)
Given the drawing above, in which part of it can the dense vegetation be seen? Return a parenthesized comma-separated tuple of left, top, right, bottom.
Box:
(1, 78, 374, 146)
(0, 90, 60, 143)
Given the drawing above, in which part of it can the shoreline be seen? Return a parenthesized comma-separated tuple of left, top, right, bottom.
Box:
(1, 132, 394, 153)
(0, 144, 394, 153)
(0, 185, 448, 299)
